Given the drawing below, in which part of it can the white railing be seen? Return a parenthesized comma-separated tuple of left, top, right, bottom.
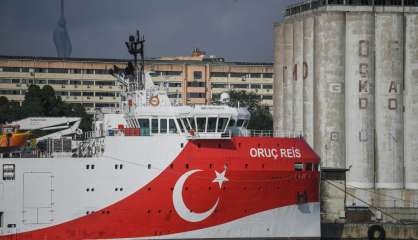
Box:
(239, 129, 304, 138)
(185, 130, 231, 140)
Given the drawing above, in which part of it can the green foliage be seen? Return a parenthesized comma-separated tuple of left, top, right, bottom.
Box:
(228, 90, 272, 130)
(248, 105, 273, 130)
(0, 85, 92, 131)
(0, 96, 18, 124)
(228, 90, 260, 112)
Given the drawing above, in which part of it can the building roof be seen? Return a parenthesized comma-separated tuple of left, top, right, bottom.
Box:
(0, 55, 273, 67)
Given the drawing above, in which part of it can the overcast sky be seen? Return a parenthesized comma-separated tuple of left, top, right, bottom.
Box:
(0, 0, 293, 62)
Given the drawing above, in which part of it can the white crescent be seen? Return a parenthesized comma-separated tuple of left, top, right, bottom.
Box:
(172, 169, 219, 222)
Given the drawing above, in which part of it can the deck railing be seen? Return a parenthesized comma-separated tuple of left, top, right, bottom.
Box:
(84, 128, 304, 139)
(239, 130, 304, 138)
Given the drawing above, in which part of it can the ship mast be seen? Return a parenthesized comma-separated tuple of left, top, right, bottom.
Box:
(125, 30, 145, 91)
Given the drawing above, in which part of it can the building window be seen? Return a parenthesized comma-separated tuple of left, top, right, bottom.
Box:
(95, 92, 115, 97)
(193, 71, 202, 80)
(231, 84, 248, 89)
(48, 68, 67, 74)
(230, 72, 245, 78)
(95, 103, 115, 108)
(70, 80, 81, 85)
(168, 93, 181, 98)
(263, 73, 273, 78)
(0, 212, 3, 228)
(70, 92, 81, 96)
(83, 80, 94, 86)
(250, 73, 262, 78)
(168, 82, 181, 87)
(210, 72, 228, 78)
(83, 92, 94, 96)
(95, 81, 115, 86)
(187, 93, 206, 98)
(56, 91, 68, 96)
(211, 83, 227, 88)
(263, 95, 273, 100)
(35, 79, 46, 84)
(0, 89, 20, 95)
(34, 68, 48, 73)
(250, 84, 261, 89)
(187, 81, 205, 87)
(263, 84, 272, 89)
(48, 80, 68, 85)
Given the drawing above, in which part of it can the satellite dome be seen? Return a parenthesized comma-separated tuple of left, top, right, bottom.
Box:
(220, 92, 230, 104)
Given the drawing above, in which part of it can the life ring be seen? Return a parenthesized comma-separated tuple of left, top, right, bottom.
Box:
(368, 225, 385, 240)
(149, 96, 160, 106)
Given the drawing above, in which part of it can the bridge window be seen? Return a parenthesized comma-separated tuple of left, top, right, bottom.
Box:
(237, 119, 244, 127)
(138, 118, 149, 128)
(169, 119, 178, 133)
(294, 163, 304, 171)
(151, 119, 158, 134)
(196, 117, 206, 133)
(217, 118, 229, 132)
(207, 117, 217, 132)
(183, 118, 192, 131)
(229, 119, 236, 127)
(160, 119, 167, 134)
(188, 117, 196, 130)
(178, 118, 188, 133)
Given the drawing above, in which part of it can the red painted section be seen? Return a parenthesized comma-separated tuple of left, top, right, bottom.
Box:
(2, 137, 320, 240)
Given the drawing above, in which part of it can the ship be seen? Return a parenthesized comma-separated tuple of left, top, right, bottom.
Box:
(0, 31, 320, 239)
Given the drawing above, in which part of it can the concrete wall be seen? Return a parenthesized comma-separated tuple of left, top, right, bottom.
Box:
(313, 12, 346, 169)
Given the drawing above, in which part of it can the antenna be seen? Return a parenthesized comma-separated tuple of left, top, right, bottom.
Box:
(125, 30, 145, 91)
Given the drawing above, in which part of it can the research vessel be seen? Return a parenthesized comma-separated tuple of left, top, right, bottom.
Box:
(0, 32, 320, 239)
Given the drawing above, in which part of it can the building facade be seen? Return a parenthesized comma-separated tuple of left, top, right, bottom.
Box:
(273, 0, 418, 222)
(0, 54, 273, 113)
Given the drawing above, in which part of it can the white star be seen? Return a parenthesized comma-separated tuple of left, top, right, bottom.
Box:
(213, 168, 229, 189)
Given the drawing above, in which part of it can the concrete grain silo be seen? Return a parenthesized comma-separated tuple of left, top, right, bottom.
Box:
(273, 0, 418, 222)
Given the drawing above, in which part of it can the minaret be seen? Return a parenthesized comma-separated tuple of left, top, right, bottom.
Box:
(53, 0, 72, 58)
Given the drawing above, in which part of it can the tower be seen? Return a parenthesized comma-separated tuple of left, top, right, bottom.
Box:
(53, 0, 72, 58)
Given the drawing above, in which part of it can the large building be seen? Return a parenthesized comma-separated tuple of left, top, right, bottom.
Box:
(0, 51, 273, 113)
(273, 0, 418, 222)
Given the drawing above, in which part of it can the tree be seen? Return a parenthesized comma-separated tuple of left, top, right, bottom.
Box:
(0, 96, 17, 124)
(2, 85, 92, 131)
(227, 90, 273, 130)
(20, 85, 44, 118)
(228, 90, 260, 113)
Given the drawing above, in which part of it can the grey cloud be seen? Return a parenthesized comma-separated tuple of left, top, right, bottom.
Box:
(0, 0, 293, 62)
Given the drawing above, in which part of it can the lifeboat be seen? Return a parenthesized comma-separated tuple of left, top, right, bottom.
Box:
(0, 125, 30, 151)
